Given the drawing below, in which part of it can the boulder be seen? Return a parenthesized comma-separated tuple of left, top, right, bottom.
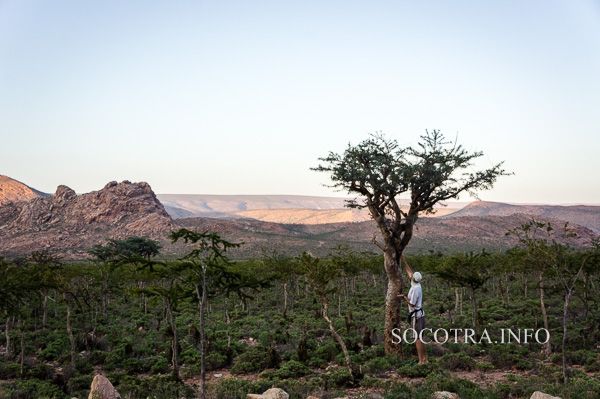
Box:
(530, 392, 561, 399)
(247, 388, 289, 399)
(432, 392, 460, 399)
(88, 374, 121, 399)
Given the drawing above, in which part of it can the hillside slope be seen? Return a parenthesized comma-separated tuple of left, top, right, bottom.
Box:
(446, 200, 600, 232)
(0, 175, 47, 205)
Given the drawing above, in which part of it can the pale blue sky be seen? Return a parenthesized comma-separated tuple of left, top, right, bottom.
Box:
(1, 1, 599, 203)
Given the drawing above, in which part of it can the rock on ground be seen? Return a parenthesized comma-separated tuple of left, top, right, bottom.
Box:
(530, 392, 562, 399)
(432, 392, 460, 399)
(247, 387, 289, 399)
(88, 374, 121, 399)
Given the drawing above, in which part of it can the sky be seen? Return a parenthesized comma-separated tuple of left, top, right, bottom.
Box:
(1, 0, 599, 204)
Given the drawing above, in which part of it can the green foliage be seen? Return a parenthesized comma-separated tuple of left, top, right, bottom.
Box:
(397, 361, 436, 377)
(231, 345, 280, 374)
(5, 379, 64, 399)
(273, 360, 311, 379)
(439, 352, 476, 371)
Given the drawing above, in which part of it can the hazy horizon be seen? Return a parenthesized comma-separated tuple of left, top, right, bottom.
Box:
(1, 1, 599, 203)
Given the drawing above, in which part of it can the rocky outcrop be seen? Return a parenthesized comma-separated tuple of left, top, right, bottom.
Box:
(247, 388, 289, 399)
(0, 175, 46, 205)
(530, 392, 561, 399)
(0, 180, 174, 258)
(88, 374, 121, 399)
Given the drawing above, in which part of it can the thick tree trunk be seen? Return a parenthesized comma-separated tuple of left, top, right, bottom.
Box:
(383, 250, 403, 355)
(539, 272, 551, 356)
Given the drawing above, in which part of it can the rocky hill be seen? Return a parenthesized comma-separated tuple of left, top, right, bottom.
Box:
(0, 180, 174, 258)
(446, 201, 600, 233)
(0, 175, 47, 205)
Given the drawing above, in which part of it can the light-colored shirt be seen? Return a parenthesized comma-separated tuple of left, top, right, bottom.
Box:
(407, 283, 424, 319)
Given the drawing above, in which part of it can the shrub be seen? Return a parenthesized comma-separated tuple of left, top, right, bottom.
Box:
(439, 352, 475, 371)
(364, 357, 394, 374)
(397, 361, 435, 378)
(231, 346, 280, 374)
(5, 379, 63, 399)
(324, 367, 355, 388)
(273, 360, 311, 379)
(384, 383, 413, 399)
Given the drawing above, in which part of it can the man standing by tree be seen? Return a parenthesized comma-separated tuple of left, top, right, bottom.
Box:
(313, 130, 508, 354)
(398, 256, 427, 363)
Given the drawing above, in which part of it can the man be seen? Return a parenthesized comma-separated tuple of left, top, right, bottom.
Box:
(398, 255, 427, 364)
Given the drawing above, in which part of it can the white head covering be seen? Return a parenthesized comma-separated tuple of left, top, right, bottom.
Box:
(412, 271, 422, 283)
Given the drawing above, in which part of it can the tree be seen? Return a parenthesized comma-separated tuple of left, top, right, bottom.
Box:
(313, 130, 507, 353)
(28, 250, 62, 329)
(508, 219, 595, 382)
(297, 252, 354, 378)
(90, 236, 162, 317)
(432, 250, 494, 333)
(135, 264, 189, 381)
(170, 228, 267, 399)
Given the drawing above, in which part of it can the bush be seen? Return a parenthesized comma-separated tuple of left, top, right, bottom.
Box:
(397, 361, 435, 378)
(364, 357, 395, 374)
(5, 379, 63, 399)
(150, 356, 169, 373)
(439, 352, 475, 371)
(273, 360, 311, 379)
(384, 383, 413, 399)
(231, 345, 280, 374)
(0, 362, 20, 379)
(324, 367, 355, 388)
(38, 334, 68, 361)
(116, 375, 196, 399)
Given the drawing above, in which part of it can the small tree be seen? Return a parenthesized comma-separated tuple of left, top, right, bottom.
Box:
(508, 219, 595, 382)
(432, 250, 493, 333)
(297, 252, 354, 378)
(170, 228, 267, 399)
(90, 236, 162, 317)
(313, 130, 508, 353)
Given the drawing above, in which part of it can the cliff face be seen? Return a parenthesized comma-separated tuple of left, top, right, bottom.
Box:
(0, 180, 174, 258)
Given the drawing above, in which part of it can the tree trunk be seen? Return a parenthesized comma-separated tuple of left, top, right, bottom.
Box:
(66, 301, 75, 365)
(18, 318, 24, 376)
(321, 298, 352, 377)
(165, 301, 180, 380)
(196, 266, 208, 399)
(283, 282, 288, 318)
(562, 288, 573, 384)
(539, 272, 551, 356)
(470, 287, 479, 333)
(5, 316, 13, 358)
(383, 250, 403, 355)
(42, 291, 48, 328)
(454, 288, 460, 314)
